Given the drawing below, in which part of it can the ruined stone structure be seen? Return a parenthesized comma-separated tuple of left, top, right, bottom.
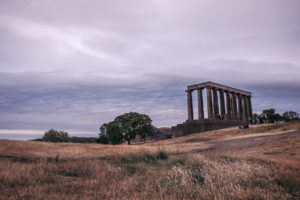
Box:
(172, 82, 253, 137)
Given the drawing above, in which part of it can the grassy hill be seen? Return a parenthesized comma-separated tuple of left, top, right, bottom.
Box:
(0, 121, 299, 199)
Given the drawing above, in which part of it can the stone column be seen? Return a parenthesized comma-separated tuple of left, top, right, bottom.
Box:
(232, 92, 238, 120)
(212, 87, 219, 118)
(230, 95, 234, 118)
(225, 91, 231, 120)
(247, 96, 253, 120)
(243, 95, 249, 122)
(245, 96, 250, 121)
(238, 94, 243, 121)
(197, 88, 204, 119)
(206, 88, 213, 119)
(219, 89, 226, 119)
(187, 90, 193, 121)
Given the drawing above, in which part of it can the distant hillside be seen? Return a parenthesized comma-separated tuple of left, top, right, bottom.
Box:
(32, 136, 97, 143)
(144, 127, 172, 141)
(158, 127, 172, 135)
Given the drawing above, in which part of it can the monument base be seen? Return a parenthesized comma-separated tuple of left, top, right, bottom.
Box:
(171, 119, 247, 137)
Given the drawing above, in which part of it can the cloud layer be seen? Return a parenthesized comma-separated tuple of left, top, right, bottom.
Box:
(0, 0, 299, 135)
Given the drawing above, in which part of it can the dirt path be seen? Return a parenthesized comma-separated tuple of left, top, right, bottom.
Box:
(198, 130, 300, 153)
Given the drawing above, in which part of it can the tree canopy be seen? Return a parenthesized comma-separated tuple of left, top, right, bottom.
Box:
(282, 111, 299, 122)
(253, 109, 299, 124)
(98, 112, 153, 145)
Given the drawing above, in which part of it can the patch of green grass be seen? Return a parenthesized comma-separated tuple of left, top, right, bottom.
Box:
(157, 150, 168, 160)
(275, 176, 300, 197)
(116, 150, 174, 175)
(255, 123, 282, 132)
(121, 149, 170, 164)
(263, 151, 282, 155)
(56, 162, 94, 177)
(246, 158, 276, 167)
(185, 138, 212, 143)
(239, 123, 286, 135)
(218, 155, 240, 163)
(125, 151, 156, 163)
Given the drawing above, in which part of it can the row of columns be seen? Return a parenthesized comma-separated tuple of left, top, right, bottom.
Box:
(187, 87, 252, 122)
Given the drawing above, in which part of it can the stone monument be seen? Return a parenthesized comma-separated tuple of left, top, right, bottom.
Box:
(171, 81, 253, 136)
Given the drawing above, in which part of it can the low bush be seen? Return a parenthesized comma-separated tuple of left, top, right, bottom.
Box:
(96, 135, 109, 144)
(157, 150, 168, 160)
(42, 129, 69, 142)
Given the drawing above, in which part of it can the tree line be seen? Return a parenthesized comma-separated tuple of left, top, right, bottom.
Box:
(252, 109, 299, 124)
(41, 109, 299, 143)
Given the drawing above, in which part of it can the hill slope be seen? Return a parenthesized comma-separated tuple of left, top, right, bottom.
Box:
(0, 121, 299, 199)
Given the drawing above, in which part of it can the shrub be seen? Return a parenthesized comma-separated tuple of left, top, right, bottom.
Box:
(96, 135, 109, 144)
(42, 129, 69, 142)
(157, 150, 168, 160)
(166, 134, 172, 139)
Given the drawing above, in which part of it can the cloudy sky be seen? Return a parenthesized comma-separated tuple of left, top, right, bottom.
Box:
(0, 0, 300, 138)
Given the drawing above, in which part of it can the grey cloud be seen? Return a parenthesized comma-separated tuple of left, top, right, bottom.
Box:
(0, 0, 299, 135)
(0, 72, 189, 130)
(1, 72, 299, 132)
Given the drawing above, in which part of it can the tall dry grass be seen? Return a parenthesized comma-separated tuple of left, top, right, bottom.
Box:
(0, 121, 299, 199)
(0, 151, 299, 199)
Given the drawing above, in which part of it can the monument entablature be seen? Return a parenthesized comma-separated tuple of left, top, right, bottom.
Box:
(186, 81, 251, 96)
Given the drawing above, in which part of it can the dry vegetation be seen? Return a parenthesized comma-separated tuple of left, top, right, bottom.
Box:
(0, 121, 300, 199)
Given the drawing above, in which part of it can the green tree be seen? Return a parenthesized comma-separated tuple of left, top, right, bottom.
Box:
(42, 129, 69, 142)
(282, 111, 299, 122)
(96, 123, 110, 144)
(137, 125, 153, 143)
(106, 121, 123, 144)
(98, 112, 153, 145)
(258, 113, 267, 123)
(260, 108, 282, 123)
(99, 123, 107, 136)
(252, 113, 259, 124)
(96, 134, 109, 144)
(114, 112, 153, 145)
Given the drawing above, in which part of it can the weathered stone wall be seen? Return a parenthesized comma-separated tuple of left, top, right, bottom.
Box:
(171, 119, 245, 137)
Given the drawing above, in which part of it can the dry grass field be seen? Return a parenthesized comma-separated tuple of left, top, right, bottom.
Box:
(0, 121, 300, 199)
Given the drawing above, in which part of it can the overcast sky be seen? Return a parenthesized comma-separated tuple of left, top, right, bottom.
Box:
(0, 0, 300, 138)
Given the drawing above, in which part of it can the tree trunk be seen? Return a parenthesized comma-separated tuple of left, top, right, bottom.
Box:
(127, 140, 131, 145)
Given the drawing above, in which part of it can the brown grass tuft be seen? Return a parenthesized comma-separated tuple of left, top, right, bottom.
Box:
(0, 121, 300, 199)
